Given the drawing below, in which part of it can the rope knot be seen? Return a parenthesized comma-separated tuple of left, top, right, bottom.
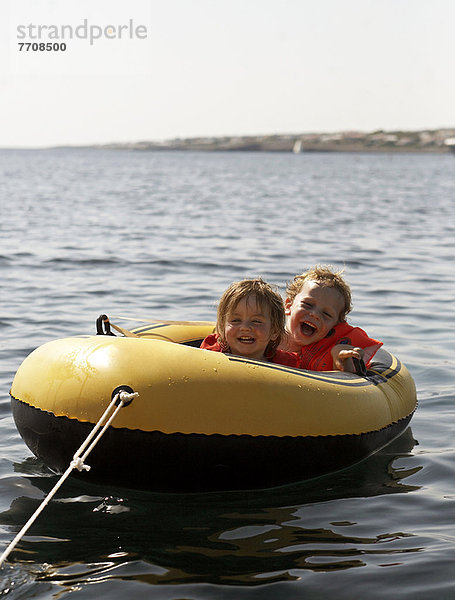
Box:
(118, 390, 139, 404)
(71, 457, 91, 472)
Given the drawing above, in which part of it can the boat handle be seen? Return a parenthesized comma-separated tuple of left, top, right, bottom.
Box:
(353, 357, 367, 376)
(96, 314, 116, 336)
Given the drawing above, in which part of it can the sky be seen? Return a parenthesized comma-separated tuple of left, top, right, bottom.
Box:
(1, 0, 454, 148)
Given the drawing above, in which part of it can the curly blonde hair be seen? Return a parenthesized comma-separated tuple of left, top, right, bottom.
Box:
(286, 265, 352, 322)
(216, 278, 286, 355)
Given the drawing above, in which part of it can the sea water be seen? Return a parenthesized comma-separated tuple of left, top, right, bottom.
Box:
(0, 148, 454, 598)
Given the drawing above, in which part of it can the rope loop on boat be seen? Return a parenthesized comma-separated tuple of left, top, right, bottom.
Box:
(96, 314, 116, 336)
(0, 387, 138, 569)
(96, 314, 140, 338)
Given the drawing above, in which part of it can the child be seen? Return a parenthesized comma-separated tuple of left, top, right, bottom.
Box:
(282, 265, 382, 372)
(201, 278, 299, 367)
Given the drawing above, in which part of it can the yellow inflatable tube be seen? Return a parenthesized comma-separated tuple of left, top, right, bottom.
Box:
(10, 320, 417, 491)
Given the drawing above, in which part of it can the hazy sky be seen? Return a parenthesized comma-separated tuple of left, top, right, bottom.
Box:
(1, 0, 454, 147)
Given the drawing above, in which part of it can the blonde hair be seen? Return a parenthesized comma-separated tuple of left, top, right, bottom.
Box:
(216, 278, 286, 355)
(286, 265, 352, 322)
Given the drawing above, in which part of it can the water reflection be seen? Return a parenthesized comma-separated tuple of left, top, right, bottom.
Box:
(0, 428, 422, 588)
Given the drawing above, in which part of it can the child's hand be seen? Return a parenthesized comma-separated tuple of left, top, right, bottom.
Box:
(331, 344, 364, 372)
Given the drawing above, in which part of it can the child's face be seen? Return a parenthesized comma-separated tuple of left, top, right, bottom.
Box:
(224, 295, 277, 360)
(285, 280, 344, 350)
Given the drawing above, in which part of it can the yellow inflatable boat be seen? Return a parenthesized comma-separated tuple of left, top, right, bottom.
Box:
(10, 317, 417, 491)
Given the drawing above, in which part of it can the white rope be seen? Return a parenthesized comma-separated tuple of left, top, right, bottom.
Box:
(0, 389, 138, 568)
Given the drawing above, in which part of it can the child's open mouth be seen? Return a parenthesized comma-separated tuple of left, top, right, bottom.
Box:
(238, 336, 255, 344)
(300, 321, 317, 337)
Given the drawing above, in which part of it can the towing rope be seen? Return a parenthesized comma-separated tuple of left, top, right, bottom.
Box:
(0, 387, 138, 568)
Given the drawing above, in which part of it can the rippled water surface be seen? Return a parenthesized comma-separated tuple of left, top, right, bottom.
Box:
(1, 149, 454, 598)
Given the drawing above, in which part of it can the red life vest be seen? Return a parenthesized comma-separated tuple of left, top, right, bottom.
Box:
(200, 334, 300, 368)
(297, 322, 382, 371)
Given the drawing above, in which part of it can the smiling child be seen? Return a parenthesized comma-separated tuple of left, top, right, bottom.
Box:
(282, 266, 382, 372)
(201, 278, 299, 366)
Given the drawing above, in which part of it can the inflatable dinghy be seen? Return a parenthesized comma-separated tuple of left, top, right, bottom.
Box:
(10, 318, 417, 491)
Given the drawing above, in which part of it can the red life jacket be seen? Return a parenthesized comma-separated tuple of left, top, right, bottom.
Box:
(200, 333, 300, 368)
(297, 322, 382, 371)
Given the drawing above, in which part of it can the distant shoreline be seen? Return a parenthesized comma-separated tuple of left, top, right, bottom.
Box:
(3, 128, 455, 153)
(94, 128, 455, 154)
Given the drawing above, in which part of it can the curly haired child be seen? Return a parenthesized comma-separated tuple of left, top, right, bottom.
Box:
(282, 265, 382, 372)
